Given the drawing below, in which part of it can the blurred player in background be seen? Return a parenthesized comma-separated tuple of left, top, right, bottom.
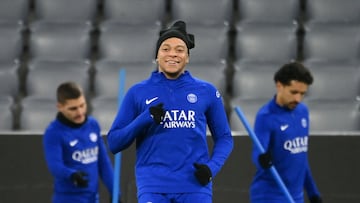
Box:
(43, 81, 119, 203)
(250, 62, 322, 203)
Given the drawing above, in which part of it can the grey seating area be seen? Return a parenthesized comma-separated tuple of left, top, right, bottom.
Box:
(304, 0, 360, 24)
(102, 0, 165, 26)
(1, 1, 360, 203)
(33, 0, 98, 24)
(0, 24, 24, 62)
(0, 0, 358, 134)
(0, 96, 15, 130)
(171, 0, 233, 27)
(237, 0, 300, 24)
(98, 24, 160, 64)
(0, 0, 29, 27)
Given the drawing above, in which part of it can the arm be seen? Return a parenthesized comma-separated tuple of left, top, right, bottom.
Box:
(98, 134, 115, 195)
(253, 113, 272, 169)
(304, 160, 322, 202)
(107, 90, 156, 154)
(43, 129, 75, 179)
(205, 90, 234, 177)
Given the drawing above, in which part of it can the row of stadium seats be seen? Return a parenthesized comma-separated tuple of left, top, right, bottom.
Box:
(0, 0, 360, 132)
(2, 0, 360, 26)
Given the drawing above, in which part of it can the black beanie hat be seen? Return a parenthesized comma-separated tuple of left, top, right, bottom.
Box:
(155, 20, 195, 59)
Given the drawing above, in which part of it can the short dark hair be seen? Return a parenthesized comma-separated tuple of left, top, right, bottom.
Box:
(56, 82, 83, 104)
(274, 62, 313, 86)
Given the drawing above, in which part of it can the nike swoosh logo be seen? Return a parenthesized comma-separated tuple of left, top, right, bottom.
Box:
(145, 97, 158, 105)
(69, 140, 78, 147)
(280, 125, 289, 131)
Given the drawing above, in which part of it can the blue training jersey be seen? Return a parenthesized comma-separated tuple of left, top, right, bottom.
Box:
(250, 97, 320, 203)
(43, 115, 114, 196)
(107, 70, 233, 196)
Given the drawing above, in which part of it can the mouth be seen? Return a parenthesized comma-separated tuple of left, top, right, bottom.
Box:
(166, 60, 179, 65)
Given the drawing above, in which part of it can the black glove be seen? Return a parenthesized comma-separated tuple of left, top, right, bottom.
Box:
(70, 171, 88, 188)
(309, 196, 323, 203)
(258, 151, 272, 169)
(149, 103, 165, 124)
(193, 163, 212, 186)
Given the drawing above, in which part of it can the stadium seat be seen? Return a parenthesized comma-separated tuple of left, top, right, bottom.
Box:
(229, 98, 267, 132)
(90, 97, 119, 132)
(306, 101, 360, 132)
(19, 97, 57, 131)
(0, 24, 24, 62)
(305, 0, 360, 24)
(235, 23, 298, 62)
(303, 23, 360, 63)
(232, 61, 280, 100)
(28, 22, 93, 62)
(98, 23, 160, 63)
(33, 0, 98, 24)
(187, 62, 228, 94)
(26, 60, 91, 99)
(0, 68, 19, 98)
(186, 25, 229, 64)
(0, 0, 29, 26)
(171, 0, 233, 26)
(102, 0, 165, 26)
(304, 61, 360, 101)
(0, 60, 20, 73)
(237, 0, 300, 24)
(0, 96, 14, 130)
(94, 60, 155, 98)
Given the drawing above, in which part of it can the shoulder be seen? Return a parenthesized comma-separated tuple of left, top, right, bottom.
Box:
(191, 76, 220, 93)
(257, 101, 273, 117)
(295, 102, 309, 115)
(86, 116, 101, 128)
(43, 120, 62, 141)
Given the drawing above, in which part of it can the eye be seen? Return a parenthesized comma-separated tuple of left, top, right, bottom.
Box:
(176, 48, 185, 53)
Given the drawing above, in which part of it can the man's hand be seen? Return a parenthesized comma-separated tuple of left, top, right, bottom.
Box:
(193, 163, 212, 186)
(309, 195, 323, 203)
(149, 103, 165, 124)
(70, 171, 88, 187)
(258, 151, 272, 169)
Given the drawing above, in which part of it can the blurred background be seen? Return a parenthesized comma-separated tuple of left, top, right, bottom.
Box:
(0, 0, 359, 202)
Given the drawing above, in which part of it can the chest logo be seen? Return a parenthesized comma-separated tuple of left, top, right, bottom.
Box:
(301, 118, 307, 128)
(187, 93, 197, 103)
(146, 97, 158, 105)
(280, 124, 289, 131)
(89, 132, 98, 142)
(69, 139, 78, 147)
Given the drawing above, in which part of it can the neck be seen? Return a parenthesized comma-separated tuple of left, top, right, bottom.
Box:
(57, 112, 86, 128)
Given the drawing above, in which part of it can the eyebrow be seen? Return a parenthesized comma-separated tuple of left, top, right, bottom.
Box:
(161, 43, 186, 48)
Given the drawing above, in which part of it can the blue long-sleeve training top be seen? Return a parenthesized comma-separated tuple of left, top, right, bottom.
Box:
(43, 115, 114, 196)
(250, 97, 321, 203)
(107, 70, 233, 196)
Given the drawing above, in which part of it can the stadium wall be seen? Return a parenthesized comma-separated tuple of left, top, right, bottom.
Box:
(0, 134, 359, 203)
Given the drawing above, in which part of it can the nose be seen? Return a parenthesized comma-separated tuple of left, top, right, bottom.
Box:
(294, 93, 303, 103)
(168, 49, 178, 57)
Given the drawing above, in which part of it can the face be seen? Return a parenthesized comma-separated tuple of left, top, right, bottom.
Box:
(57, 96, 87, 124)
(156, 37, 189, 79)
(276, 80, 309, 110)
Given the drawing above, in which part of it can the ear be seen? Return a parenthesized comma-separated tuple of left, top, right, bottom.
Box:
(275, 81, 284, 92)
(56, 102, 62, 112)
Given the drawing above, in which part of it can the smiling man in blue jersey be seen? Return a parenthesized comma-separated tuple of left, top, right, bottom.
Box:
(43, 82, 118, 203)
(107, 20, 234, 203)
(250, 62, 322, 203)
